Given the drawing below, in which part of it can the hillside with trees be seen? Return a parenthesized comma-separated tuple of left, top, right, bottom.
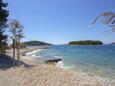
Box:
(24, 41, 52, 46)
(68, 40, 103, 45)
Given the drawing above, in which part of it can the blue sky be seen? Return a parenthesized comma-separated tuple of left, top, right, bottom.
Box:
(6, 0, 115, 44)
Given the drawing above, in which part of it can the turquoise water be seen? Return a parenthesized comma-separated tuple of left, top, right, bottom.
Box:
(35, 45, 115, 81)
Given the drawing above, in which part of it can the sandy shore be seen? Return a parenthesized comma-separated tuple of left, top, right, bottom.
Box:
(6, 47, 46, 65)
(0, 46, 114, 86)
(0, 64, 114, 86)
(20, 48, 45, 65)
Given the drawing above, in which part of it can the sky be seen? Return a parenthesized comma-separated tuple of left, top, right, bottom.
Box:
(6, 0, 115, 44)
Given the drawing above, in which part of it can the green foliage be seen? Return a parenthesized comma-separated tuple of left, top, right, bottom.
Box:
(0, 44, 5, 53)
(24, 41, 51, 46)
(9, 40, 50, 49)
(0, 0, 9, 54)
(19, 43, 26, 49)
(69, 40, 103, 45)
(9, 43, 26, 49)
(0, 0, 9, 29)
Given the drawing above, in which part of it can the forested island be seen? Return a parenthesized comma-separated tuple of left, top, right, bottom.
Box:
(68, 40, 103, 45)
(111, 42, 115, 44)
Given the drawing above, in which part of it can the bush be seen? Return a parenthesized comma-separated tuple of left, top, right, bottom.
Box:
(0, 44, 5, 54)
(9, 43, 26, 49)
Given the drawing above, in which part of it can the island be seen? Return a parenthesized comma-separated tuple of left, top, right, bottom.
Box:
(111, 42, 115, 44)
(68, 40, 103, 45)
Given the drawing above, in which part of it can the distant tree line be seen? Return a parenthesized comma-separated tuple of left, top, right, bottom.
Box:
(24, 41, 51, 46)
(8, 40, 51, 49)
(68, 40, 103, 45)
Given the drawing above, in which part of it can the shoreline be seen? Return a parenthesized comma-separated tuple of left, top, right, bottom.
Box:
(25, 49, 43, 56)
(1, 46, 115, 86)
(57, 60, 115, 83)
(22, 47, 115, 83)
(0, 64, 114, 86)
(20, 47, 48, 65)
(23, 48, 115, 83)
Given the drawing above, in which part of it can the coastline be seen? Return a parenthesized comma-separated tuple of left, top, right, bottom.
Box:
(22, 47, 115, 83)
(0, 46, 115, 86)
(0, 64, 114, 86)
(20, 47, 47, 65)
(22, 47, 115, 82)
(26, 49, 43, 56)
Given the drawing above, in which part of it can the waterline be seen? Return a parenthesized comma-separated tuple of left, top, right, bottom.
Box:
(34, 45, 115, 82)
(26, 49, 43, 56)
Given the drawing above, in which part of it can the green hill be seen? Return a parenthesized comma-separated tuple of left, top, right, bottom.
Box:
(111, 42, 115, 44)
(68, 40, 103, 45)
(24, 41, 52, 46)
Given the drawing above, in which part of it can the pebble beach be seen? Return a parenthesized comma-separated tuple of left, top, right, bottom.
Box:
(0, 47, 114, 86)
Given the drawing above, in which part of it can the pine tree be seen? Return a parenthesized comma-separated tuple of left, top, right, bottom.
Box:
(0, 0, 9, 54)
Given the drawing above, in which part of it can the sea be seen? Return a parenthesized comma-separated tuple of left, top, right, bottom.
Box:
(33, 44, 115, 82)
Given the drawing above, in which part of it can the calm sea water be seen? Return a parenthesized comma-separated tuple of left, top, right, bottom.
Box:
(34, 45, 115, 81)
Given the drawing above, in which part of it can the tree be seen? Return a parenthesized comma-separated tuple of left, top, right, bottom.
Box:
(8, 19, 24, 66)
(91, 12, 115, 32)
(68, 40, 103, 45)
(0, 0, 9, 54)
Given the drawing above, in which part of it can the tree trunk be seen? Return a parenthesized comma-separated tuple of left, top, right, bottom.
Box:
(17, 37, 20, 67)
(13, 39, 16, 67)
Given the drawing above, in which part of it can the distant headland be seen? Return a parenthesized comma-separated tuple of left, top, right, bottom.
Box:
(24, 41, 52, 46)
(68, 40, 103, 45)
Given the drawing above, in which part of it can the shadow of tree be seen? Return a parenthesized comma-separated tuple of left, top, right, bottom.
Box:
(0, 54, 30, 69)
